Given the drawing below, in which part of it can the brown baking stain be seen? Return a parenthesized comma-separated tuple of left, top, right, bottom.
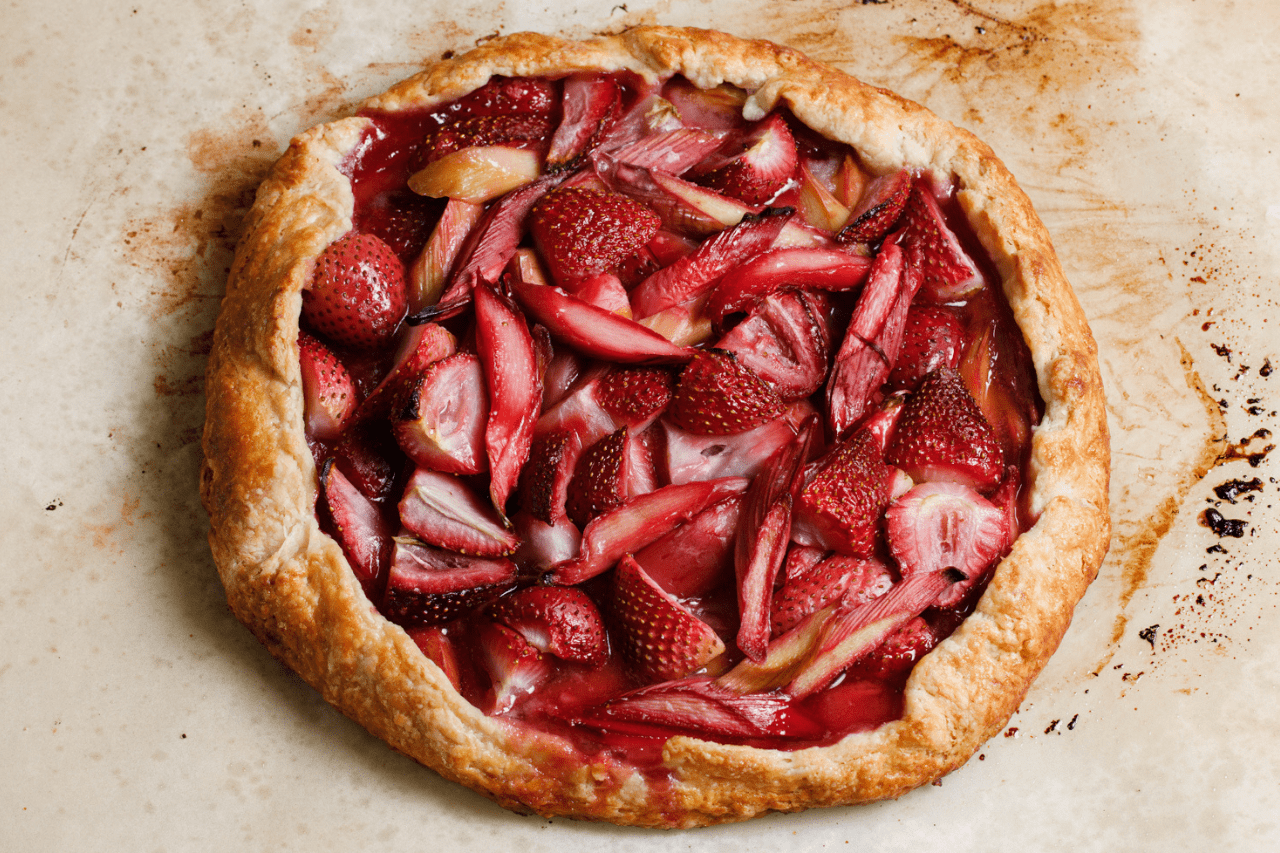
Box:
(404, 21, 477, 53)
(120, 492, 141, 526)
(128, 106, 282, 417)
(85, 522, 117, 552)
(294, 68, 355, 126)
(153, 372, 204, 398)
(1094, 344, 1227, 671)
(289, 8, 339, 52)
(128, 204, 225, 322)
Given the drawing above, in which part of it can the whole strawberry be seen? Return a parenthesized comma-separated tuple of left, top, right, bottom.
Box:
(303, 232, 408, 351)
(885, 366, 1004, 492)
(529, 187, 661, 286)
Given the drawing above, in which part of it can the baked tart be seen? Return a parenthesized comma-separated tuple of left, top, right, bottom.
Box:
(201, 26, 1110, 827)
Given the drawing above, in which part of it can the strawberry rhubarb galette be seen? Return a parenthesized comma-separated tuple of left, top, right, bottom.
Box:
(201, 27, 1109, 826)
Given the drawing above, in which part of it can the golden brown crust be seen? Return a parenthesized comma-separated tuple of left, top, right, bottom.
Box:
(201, 26, 1110, 827)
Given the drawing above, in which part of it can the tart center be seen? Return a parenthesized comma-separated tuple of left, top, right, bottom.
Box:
(298, 71, 1042, 764)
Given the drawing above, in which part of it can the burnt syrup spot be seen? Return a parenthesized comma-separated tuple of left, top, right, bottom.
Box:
(1199, 507, 1247, 538)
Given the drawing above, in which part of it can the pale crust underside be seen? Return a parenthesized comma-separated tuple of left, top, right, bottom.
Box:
(200, 27, 1110, 828)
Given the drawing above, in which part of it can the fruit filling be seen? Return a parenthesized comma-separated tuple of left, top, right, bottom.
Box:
(301, 72, 1042, 765)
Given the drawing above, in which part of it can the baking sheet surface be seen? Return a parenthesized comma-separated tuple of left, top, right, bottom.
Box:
(4, 1, 1278, 849)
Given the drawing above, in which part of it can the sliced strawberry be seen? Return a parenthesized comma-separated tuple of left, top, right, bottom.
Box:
(420, 113, 553, 165)
(320, 460, 391, 593)
(546, 73, 619, 170)
(475, 622, 554, 715)
(624, 421, 661, 498)
(303, 232, 408, 351)
(886, 304, 963, 391)
(576, 677, 821, 741)
(571, 272, 631, 316)
(884, 366, 1005, 492)
(529, 186, 661, 287)
(474, 282, 541, 515)
(517, 429, 582, 525)
(846, 616, 938, 682)
(565, 427, 630, 528)
(391, 352, 488, 475)
(629, 206, 794, 319)
(331, 419, 404, 502)
(884, 480, 1012, 607)
(298, 331, 358, 440)
(507, 261, 694, 364)
(785, 568, 962, 698)
(358, 188, 445, 262)
(510, 509, 581, 571)
(793, 427, 894, 558)
(397, 468, 519, 556)
(615, 228, 698, 287)
(734, 420, 814, 661)
(404, 625, 463, 691)
(381, 321, 459, 388)
(549, 477, 750, 585)
(446, 76, 557, 119)
(632, 494, 742, 597)
(595, 366, 674, 428)
(488, 585, 609, 666)
(612, 554, 726, 683)
(381, 538, 517, 626)
(524, 369, 618, 511)
(668, 350, 787, 436)
(770, 553, 893, 637)
(860, 393, 908, 455)
(661, 400, 812, 485)
(408, 198, 485, 313)
(714, 291, 830, 400)
(351, 322, 458, 423)
(899, 179, 984, 301)
(690, 113, 798, 204)
(836, 167, 911, 245)
(706, 246, 872, 325)
(782, 544, 826, 582)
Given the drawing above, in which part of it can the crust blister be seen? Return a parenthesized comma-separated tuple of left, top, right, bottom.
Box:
(201, 26, 1110, 827)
